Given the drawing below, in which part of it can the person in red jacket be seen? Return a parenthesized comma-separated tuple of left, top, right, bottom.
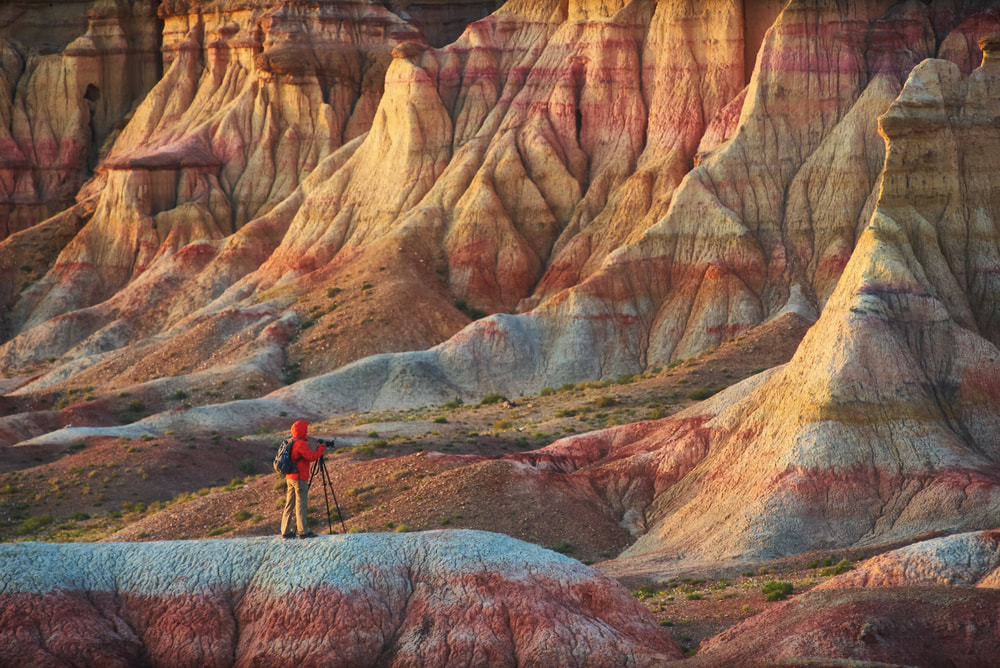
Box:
(280, 420, 326, 539)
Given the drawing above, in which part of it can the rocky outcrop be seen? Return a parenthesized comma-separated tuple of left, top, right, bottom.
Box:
(1, 0, 418, 373)
(817, 530, 1000, 589)
(0, 531, 682, 666)
(594, 45, 1000, 571)
(2, 0, 1000, 606)
(0, 0, 161, 239)
(3, 0, 943, 393)
(688, 531, 1000, 667)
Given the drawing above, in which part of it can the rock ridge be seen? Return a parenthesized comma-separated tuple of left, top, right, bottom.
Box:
(0, 530, 682, 666)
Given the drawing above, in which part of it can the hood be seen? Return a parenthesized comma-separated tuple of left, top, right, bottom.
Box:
(291, 420, 309, 439)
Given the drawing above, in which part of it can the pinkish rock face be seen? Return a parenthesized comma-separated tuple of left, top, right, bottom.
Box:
(1, 0, 997, 406)
(818, 530, 1000, 589)
(689, 531, 1000, 666)
(0, 531, 682, 666)
(3, 11, 1000, 659)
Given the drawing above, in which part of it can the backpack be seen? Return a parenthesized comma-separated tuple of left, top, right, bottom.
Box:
(273, 438, 302, 475)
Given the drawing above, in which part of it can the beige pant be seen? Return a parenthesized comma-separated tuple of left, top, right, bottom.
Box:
(281, 479, 309, 536)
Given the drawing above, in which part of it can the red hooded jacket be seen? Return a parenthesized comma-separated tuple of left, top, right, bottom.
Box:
(286, 420, 325, 482)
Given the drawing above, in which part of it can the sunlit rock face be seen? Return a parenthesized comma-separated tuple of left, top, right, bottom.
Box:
(0, 531, 683, 667)
(2, 3, 1000, 493)
(0, 0, 418, 378)
(526, 39, 1000, 574)
(0, 0, 161, 238)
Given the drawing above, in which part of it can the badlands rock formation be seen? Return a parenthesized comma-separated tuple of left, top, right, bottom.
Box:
(2, 0, 1000, 642)
(4, 0, 929, 394)
(511, 41, 1000, 573)
(0, 531, 682, 666)
(175, 23, 1000, 576)
(0, 0, 161, 238)
(689, 530, 1000, 666)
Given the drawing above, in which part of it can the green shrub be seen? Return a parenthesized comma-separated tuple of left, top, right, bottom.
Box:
(442, 398, 463, 409)
(126, 399, 145, 412)
(820, 559, 853, 577)
(493, 419, 513, 431)
(632, 584, 655, 600)
(539, 387, 554, 396)
(18, 514, 53, 534)
(238, 457, 257, 475)
(594, 395, 618, 408)
(478, 392, 507, 406)
(233, 510, 252, 522)
(685, 593, 702, 600)
(689, 386, 724, 400)
(433, 416, 448, 424)
(207, 525, 233, 537)
(762, 580, 793, 601)
(549, 539, 574, 555)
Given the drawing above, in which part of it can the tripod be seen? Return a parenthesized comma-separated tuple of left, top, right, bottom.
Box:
(309, 448, 347, 534)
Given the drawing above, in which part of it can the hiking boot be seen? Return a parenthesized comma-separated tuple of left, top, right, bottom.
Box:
(281, 533, 295, 539)
(298, 531, 318, 539)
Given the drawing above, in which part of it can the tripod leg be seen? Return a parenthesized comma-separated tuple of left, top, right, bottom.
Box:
(326, 463, 348, 535)
(317, 456, 348, 534)
(319, 461, 333, 535)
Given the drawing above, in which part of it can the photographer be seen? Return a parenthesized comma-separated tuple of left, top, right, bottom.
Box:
(280, 420, 326, 539)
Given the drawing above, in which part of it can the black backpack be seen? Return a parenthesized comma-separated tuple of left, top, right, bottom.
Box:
(273, 438, 302, 475)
